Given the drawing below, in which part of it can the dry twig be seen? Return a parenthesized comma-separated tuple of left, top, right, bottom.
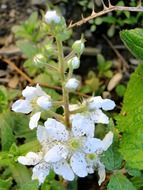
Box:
(68, 0, 143, 28)
(103, 35, 129, 71)
(4, 59, 89, 98)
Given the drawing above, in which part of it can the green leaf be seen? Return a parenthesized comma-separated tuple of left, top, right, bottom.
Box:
(12, 12, 40, 41)
(95, 17, 103, 25)
(115, 84, 126, 97)
(24, 59, 38, 77)
(131, 176, 143, 189)
(16, 40, 38, 58)
(10, 163, 31, 187)
(116, 64, 143, 169)
(11, 113, 36, 143)
(126, 166, 142, 177)
(97, 54, 105, 65)
(120, 28, 143, 60)
(0, 178, 12, 190)
(102, 16, 116, 24)
(67, 180, 77, 190)
(50, 180, 65, 190)
(0, 86, 8, 112)
(19, 180, 39, 190)
(24, 12, 38, 31)
(41, 177, 65, 190)
(107, 25, 115, 38)
(101, 144, 123, 171)
(107, 173, 136, 190)
(0, 113, 15, 151)
(18, 140, 40, 155)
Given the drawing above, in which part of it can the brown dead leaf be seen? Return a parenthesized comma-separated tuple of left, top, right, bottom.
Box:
(0, 46, 21, 56)
(102, 91, 111, 99)
(107, 72, 123, 91)
(0, 70, 7, 77)
(5, 34, 14, 46)
(8, 75, 19, 88)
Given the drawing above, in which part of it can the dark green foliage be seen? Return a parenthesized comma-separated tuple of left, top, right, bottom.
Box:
(116, 64, 143, 169)
(107, 173, 136, 190)
(120, 28, 143, 60)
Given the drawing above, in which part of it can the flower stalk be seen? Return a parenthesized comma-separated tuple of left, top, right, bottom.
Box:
(56, 39, 70, 127)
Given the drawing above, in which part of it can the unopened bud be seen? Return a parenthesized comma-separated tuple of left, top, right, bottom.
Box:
(67, 56, 80, 69)
(72, 40, 84, 55)
(33, 54, 46, 66)
(45, 10, 61, 24)
(65, 78, 80, 91)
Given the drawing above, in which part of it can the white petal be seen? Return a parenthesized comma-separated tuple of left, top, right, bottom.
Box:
(35, 84, 47, 96)
(83, 138, 103, 153)
(37, 95, 52, 110)
(18, 152, 41, 165)
(86, 164, 94, 174)
(102, 131, 113, 151)
(44, 144, 68, 162)
(22, 86, 38, 100)
(101, 99, 116, 111)
(90, 109, 109, 124)
(71, 114, 95, 137)
(70, 152, 88, 177)
(22, 84, 46, 100)
(87, 96, 103, 110)
(32, 162, 50, 184)
(97, 161, 106, 186)
(53, 160, 74, 181)
(69, 104, 80, 112)
(29, 112, 41, 129)
(44, 118, 69, 141)
(37, 125, 49, 144)
(12, 100, 32, 114)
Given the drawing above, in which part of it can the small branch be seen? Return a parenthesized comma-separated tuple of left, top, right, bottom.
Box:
(102, 35, 129, 71)
(68, 5, 143, 29)
(47, 110, 65, 122)
(4, 59, 89, 97)
(4, 58, 33, 84)
(99, 173, 112, 190)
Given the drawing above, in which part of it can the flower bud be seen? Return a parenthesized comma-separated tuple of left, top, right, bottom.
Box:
(72, 40, 84, 55)
(33, 54, 46, 67)
(67, 56, 80, 69)
(45, 10, 61, 24)
(65, 78, 80, 91)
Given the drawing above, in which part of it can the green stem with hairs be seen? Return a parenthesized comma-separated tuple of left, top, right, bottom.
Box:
(56, 39, 70, 127)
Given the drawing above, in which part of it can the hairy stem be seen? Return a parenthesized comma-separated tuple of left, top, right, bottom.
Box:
(56, 39, 70, 127)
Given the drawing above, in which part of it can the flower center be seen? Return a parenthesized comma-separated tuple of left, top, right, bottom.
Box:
(31, 98, 38, 107)
(87, 153, 96, 161)
(69, 138, 81, 151)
